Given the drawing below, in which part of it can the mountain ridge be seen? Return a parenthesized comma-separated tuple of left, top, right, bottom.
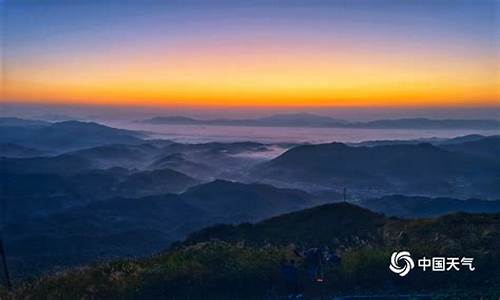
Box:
(140, 114, 500, 129)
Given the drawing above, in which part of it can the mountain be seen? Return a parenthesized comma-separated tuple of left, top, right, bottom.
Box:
(0, 168, 124, 221)
(181, 203, 500, 296)
(0, 172, 84, 221)
(150, 152, 214, 179)
(185, 202, 386, 248)
(0, 154, 94, 175)
(0, 138, 273, 180)
(442, 136, 500, 161)
(0, 143, 47, 158)
(2, 194, 208, 278)
(116, 168, 199, 196)
(0, 119, 144, 152)
(186, 202, 482, 251)
(7, 203, 500, 299)
(0, 166, 199, 221)
(358, 195, 500, 218)
(140, 115, 500, 129)
(350, 134, 494, 148)
(253, 142, 500, 197)
(437, 134, 489, 145)
(351, 135, 500, 162)
(352, 135, 500, 164)
(139, 116, 207, 125)
(1, 180, 316, 278)
(180, 180, 313, 222)
(0, 138, 283, 222)
(140, 116, 258, 126)
(148, 141, 272, 180)
(255, 113, 347, 127)
(68, 143, 163, 169)
(139, 113, 347, 127)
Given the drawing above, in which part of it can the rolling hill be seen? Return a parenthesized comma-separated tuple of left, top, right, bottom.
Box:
(254, 142, 500, 198)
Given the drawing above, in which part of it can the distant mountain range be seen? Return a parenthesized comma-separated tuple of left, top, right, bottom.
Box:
(140, 114, 500, 129)
(2, 118, 499, 199)
(350, 135, 500, 163)
(351, 133, 493, 147)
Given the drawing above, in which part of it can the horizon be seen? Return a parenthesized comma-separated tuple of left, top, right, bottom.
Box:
(2, 102, 500, 122)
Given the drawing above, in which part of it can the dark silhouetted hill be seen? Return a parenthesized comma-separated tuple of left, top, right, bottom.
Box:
(186, 202, 386, 248)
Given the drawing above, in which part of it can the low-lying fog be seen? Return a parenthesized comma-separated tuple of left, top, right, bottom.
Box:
(103, 120, 499, 145)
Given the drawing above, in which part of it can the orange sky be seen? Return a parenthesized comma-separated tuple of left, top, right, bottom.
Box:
(2, 1, 499, 108)
(4, 47, 498, 107)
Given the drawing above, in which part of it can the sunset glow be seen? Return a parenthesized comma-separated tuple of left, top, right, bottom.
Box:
(2, 0, 499, 108)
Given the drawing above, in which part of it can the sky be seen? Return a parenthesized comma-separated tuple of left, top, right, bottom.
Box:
(1, 0, 499, 109)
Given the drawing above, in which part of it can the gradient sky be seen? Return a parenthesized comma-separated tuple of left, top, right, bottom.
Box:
(2, 0, 499, 108)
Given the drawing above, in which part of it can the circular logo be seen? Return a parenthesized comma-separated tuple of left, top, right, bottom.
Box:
(389, 251, 415, 277)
